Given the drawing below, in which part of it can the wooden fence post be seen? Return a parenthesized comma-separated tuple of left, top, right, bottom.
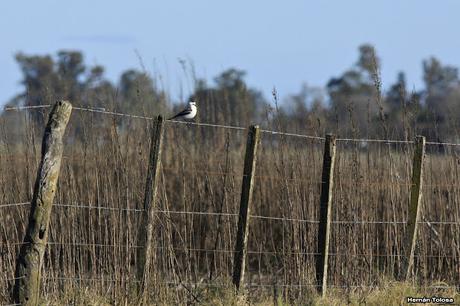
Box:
(136, 115, 165, 302)
(401, 135, 426, 280)
(13, 100, 72, 305)
(232, 125, 260, 291)
(315, 134, 336, 296)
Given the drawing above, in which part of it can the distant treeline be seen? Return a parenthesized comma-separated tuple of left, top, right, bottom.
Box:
(4, 44, 460, 141)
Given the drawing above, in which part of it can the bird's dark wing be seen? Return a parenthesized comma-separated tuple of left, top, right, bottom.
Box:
(168, 108, 191, 120)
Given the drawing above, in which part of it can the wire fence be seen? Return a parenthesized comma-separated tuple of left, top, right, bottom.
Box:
(1, 201, 458, 226)
(4, 104, 460, 146)
(1, 206, 458, 226)
(2, 103, 460, 303)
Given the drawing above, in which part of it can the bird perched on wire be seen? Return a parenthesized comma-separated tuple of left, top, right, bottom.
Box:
(168, 101, 197, 120)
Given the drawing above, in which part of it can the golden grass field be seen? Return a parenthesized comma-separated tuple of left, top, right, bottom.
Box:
(1, 108, 459, 304)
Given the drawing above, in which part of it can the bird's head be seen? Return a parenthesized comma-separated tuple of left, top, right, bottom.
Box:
(189, 101, 196, 106)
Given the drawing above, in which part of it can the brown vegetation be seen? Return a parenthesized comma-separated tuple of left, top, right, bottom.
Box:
(1, 106, 459, 304)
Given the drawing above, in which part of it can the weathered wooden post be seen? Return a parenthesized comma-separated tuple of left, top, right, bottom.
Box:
(136, 115, 165, 302)
(13, 100, 72, 305)
(232, 125, 260, 291)
(400, 135, 425, 280)
(315, 134, 336, 296)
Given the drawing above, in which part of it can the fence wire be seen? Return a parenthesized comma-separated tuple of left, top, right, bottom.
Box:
(5, 104, 456, 145)
(2, 103, 460, 299)
(1, 201, 458, 225)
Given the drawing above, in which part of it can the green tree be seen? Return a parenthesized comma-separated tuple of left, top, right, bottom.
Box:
(385, 72, 422, 140)
(11, 51, 119, 127)
(13, 50, 88, 109)
(422, 57, 459, 119)
(326, 44, 383, 136)
(190, 68, 267, 126)
(15, 53, 59, 106)
(386, 72, 407, 110)
(281, 84, 327, 134)
(118, 69, 168, 116)
(57, 51, 86, 102)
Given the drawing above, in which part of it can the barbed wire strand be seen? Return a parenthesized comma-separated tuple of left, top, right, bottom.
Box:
(336, 138, 414, 144)
(54, 203, 144, 212)
(73, 106, 247, 131)
(156, 209, 237, 217)
(330, 253, 458, 259)
(0, 202, 145, 212)
(42, 276, 141, 283)
(3, 105, 51, 111)
(249, 214, 319, 223)
(260, 129, 325, 140)
(0, 202, 382, 224)
(1, 202, 458, 225)
(7, 104, 460, 145)
(333, 220, 407, 225)
(46, 242, 144, 248)
(426, 141, 460, 147)
(0, 241, 29, 247)
(0, 202, 30, 208)
(420, 220, 460, 225)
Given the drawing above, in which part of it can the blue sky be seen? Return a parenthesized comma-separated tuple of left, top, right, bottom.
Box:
(1, 0, 459, 107)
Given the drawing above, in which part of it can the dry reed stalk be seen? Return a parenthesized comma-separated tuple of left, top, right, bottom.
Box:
(0, 110, 459, 304)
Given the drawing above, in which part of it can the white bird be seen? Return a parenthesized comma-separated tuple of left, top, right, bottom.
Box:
(168, 101, 197, 120)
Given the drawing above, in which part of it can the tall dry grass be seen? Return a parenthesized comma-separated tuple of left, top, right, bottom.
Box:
(0, 107, 459, 304)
